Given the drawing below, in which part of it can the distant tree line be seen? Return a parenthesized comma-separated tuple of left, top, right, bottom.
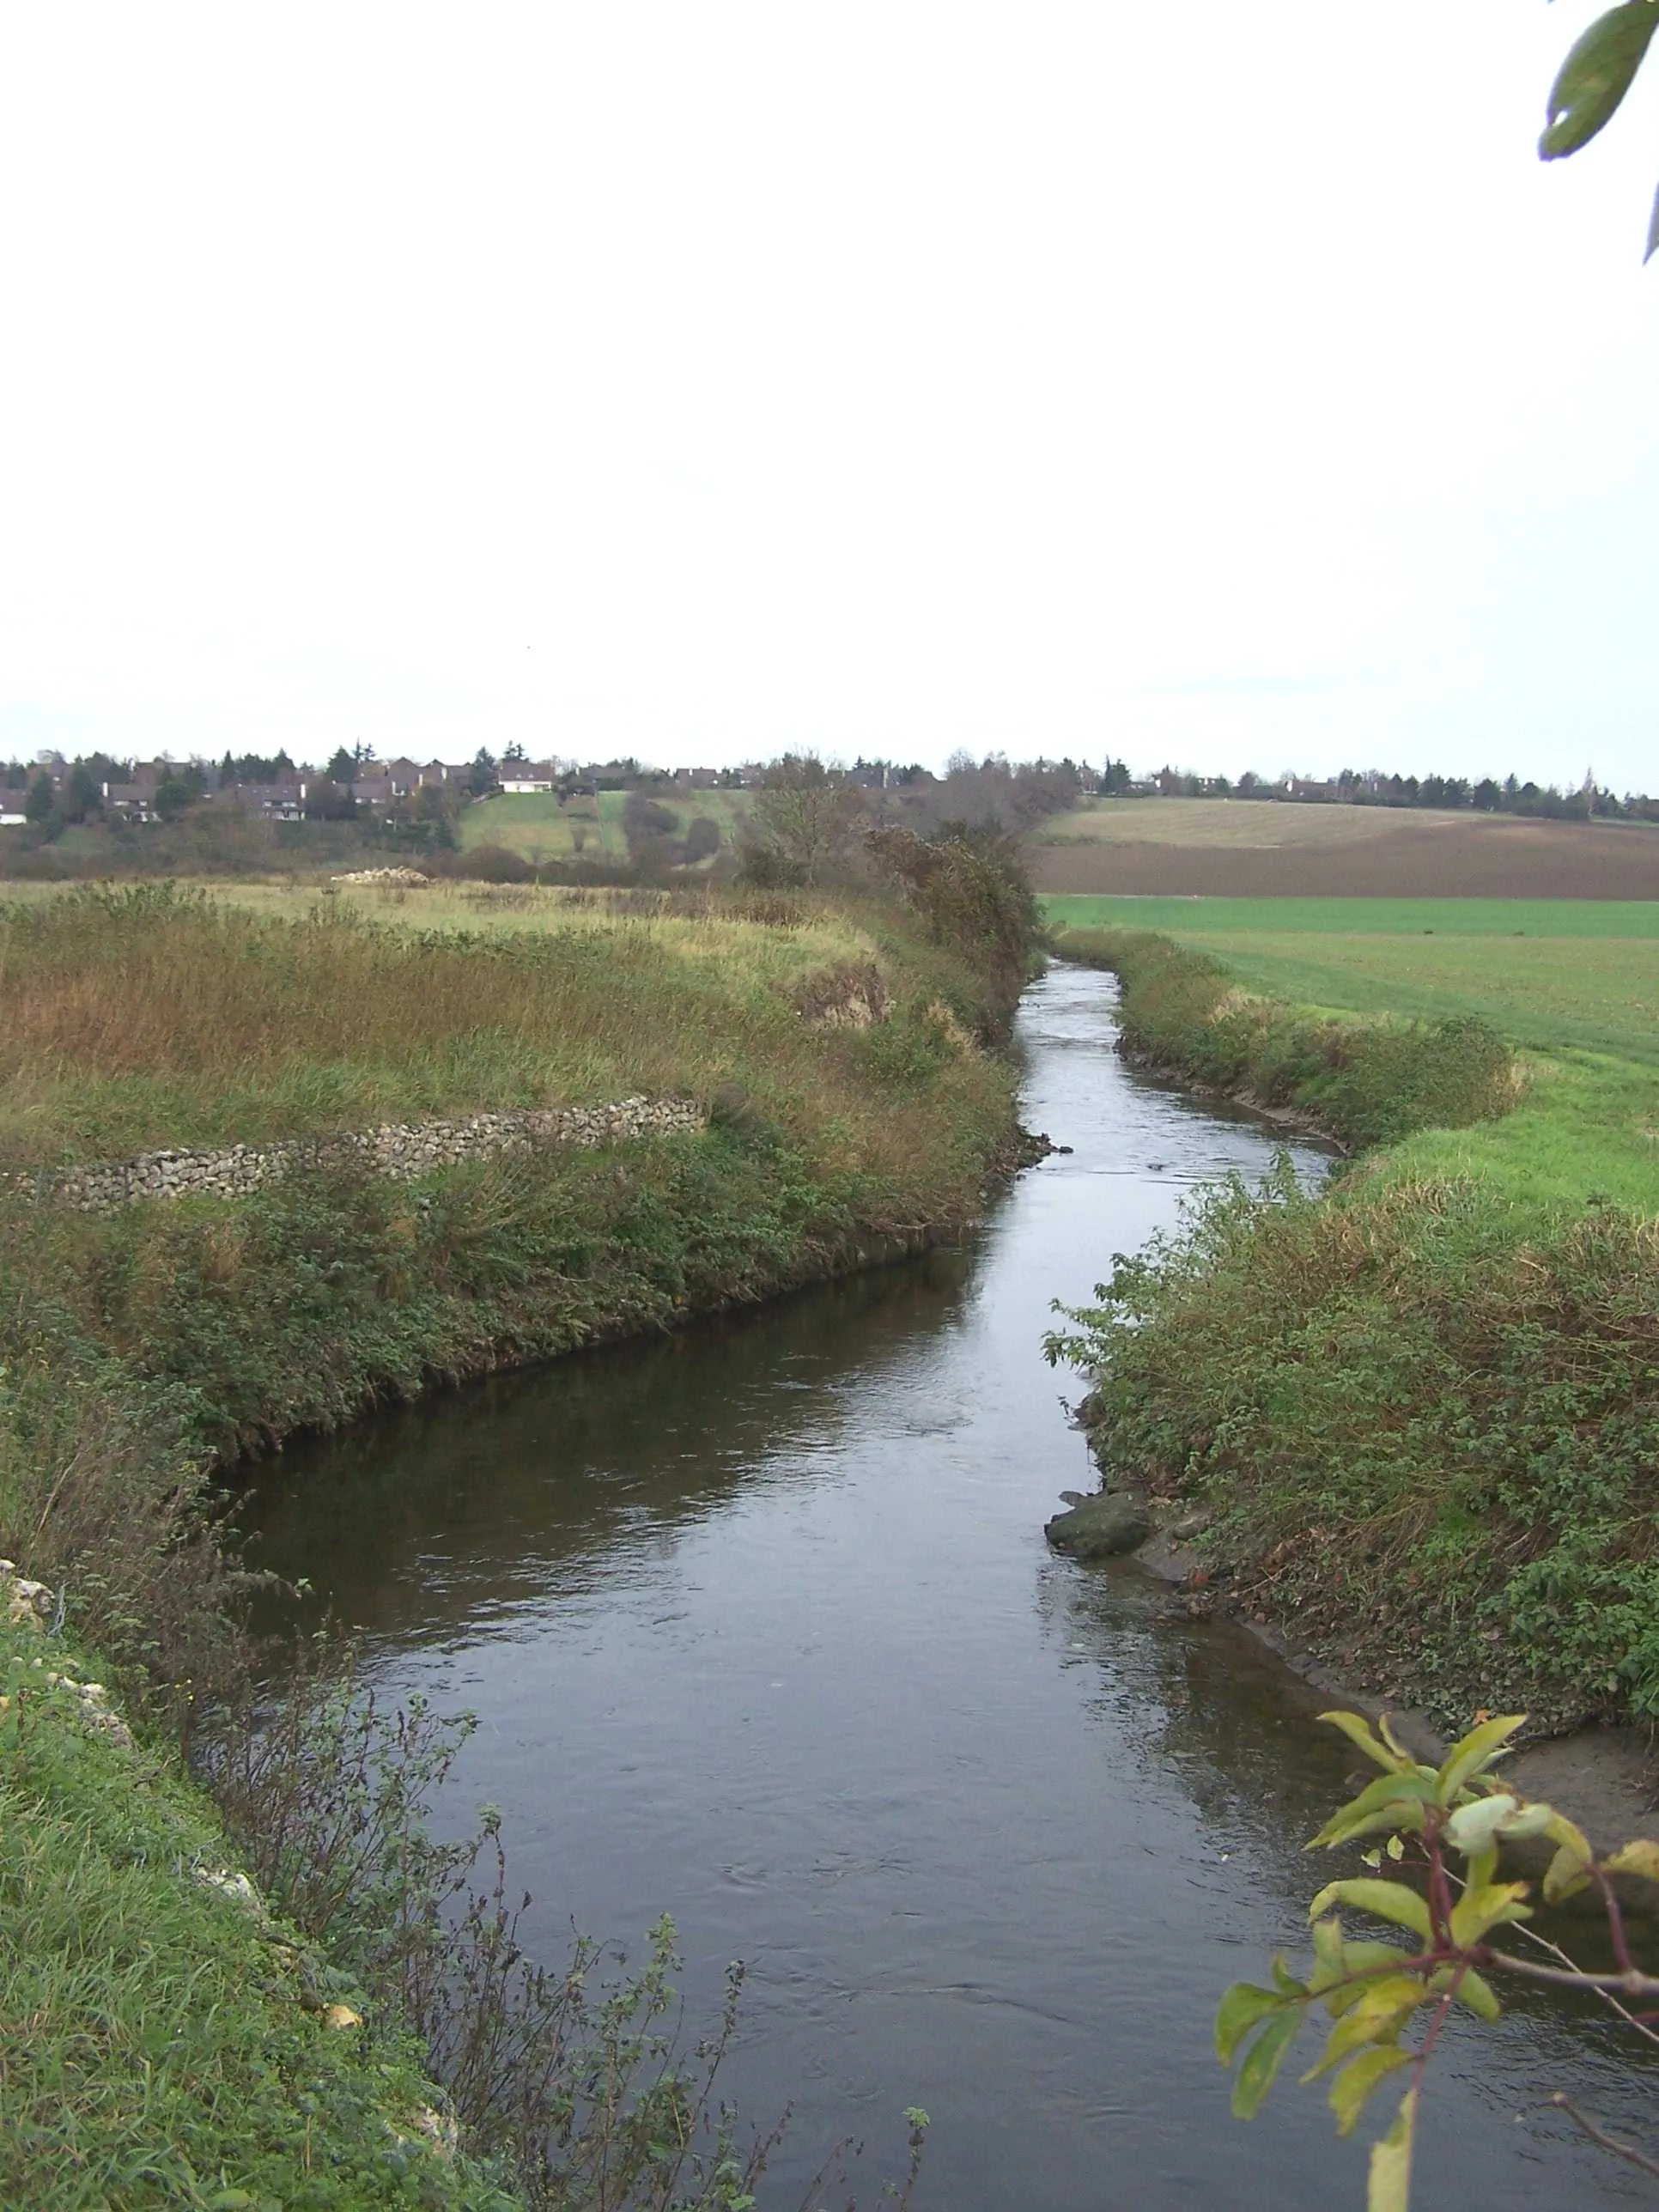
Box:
(10, 738, 1659, 891)
(1125, 763, 1659, 822)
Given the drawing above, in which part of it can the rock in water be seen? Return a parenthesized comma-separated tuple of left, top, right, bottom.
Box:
(1044, 1492, 1152, 1561)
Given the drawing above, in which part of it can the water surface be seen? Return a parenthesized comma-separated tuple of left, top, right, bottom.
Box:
(252, 966, 1654, 2207)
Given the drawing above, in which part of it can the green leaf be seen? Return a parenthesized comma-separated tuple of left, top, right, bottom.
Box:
(1216, 1983, 1289, 2066)
(1331, 2045, 1413, 2138)
(1308, 1771, 1438, 1850)
(1232, 2005, 1303, 2120)
(1326, 1943, 1417, 2017)
(1443, 1795, 1521, 1855)
(1603, 1838, 1659, 1887)
(1449, 1880, 1533, 1948)
(1320, 1711, 1415, 1773)
(1270, 1950, 1309, 1997)
(1304, 1978, 1427, 2080)
(1316, 1803, 1431, 1851)
(1543, 1843, 1595, 1905)
(1436, 1716, 1526, 1802)
(1368, 2087, 1419, 2212)
(1450, 1966, 1502, 2022)
(1542, 1811, 1593, 1864)
(1463, 1843, 1498, 1897)
(1541, 5, 1659, 160)
(1311, 1915, 1346, 1987)
(1309, 1879, 1433, 1943)
(1378, 1715, 1419, 1765)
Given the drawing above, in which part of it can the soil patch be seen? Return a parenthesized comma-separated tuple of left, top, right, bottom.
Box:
(1028, 818, 1659, 899)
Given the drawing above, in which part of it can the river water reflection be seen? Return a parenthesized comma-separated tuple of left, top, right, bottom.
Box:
(252, 965, 1654, 2208)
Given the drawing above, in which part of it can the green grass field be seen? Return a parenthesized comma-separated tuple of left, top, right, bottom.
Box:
(461, 788, 751, 863)
(1042, 894, 1659, 937)
(1046, 894, 1659, 1215)
(1043, 896, 1659, 1062)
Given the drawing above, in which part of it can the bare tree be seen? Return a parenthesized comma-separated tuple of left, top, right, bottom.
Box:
(742, 755, 865, 885)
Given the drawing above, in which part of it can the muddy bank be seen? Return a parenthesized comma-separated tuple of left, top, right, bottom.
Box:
(1047, 1487, 1659, 1855)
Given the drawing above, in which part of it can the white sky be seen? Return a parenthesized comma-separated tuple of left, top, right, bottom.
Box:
(1, 3, 1656, 787)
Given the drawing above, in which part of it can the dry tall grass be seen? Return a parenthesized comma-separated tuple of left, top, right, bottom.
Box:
(0, 883, 973, 1170)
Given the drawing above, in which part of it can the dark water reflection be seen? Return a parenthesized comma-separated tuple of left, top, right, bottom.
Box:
(250, 966, 1656, 2208)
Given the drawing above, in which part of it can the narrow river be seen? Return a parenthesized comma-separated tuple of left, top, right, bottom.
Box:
(252, 965, 1655, 2208)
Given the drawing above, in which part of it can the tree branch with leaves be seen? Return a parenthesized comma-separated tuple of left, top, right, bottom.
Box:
(1219, 1709, 1659, 2209)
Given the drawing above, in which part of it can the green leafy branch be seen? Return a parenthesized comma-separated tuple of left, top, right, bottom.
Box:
(1540, 3, 1659, 260)
(1218, 1708, 1659, 2209)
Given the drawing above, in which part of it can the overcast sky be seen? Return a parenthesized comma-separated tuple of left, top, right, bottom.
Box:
(2, 4, 1656, 787)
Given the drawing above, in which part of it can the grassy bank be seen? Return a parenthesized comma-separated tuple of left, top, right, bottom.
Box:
(0, 1603, 514, 2210)
(2, 870, 1036, 2208)
(1048, 910, 1659, 1737)
(0, 881, 966, 1169)
(1053, 924, 1516, 1152)
(1, 884, 1024, 1467)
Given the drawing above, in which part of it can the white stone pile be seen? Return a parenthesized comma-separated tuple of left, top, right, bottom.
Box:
(0, 1559, 135, 1747)
(4, 1097, 707, 1214)
(329, 867, 432, 888)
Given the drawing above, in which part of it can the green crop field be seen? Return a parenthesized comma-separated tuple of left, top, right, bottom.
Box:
(1047, 893, 1659, 1215)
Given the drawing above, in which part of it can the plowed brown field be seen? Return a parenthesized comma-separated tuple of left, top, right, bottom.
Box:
(1026, 803, 1659, 898)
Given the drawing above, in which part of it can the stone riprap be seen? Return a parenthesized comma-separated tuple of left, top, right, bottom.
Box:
(5, 1097, 706, 1214)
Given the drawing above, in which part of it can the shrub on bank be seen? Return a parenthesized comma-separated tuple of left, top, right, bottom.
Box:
(1050, 1156, 1659, 1732)
(1045, 924, 1659, 1733)
(1057, 927, 1516, 1149)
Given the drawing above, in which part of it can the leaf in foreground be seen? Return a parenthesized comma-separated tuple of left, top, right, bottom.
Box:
(1368, 2087, 1419, 2212)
